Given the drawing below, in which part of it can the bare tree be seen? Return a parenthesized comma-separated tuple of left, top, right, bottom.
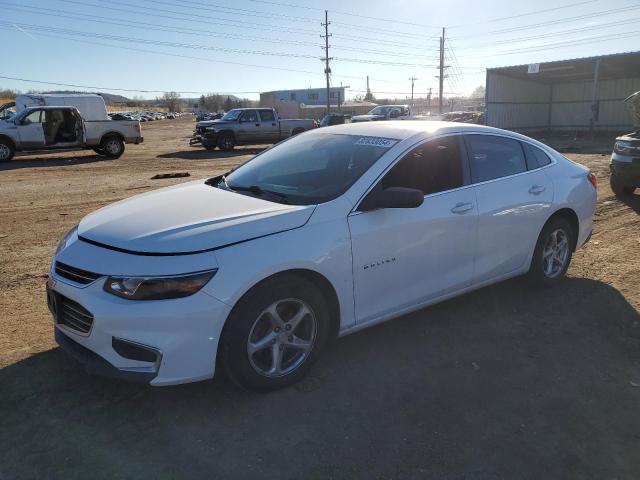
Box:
(161, 91, 182, 112)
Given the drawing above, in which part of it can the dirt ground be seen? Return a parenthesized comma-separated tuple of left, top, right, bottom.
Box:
(1, 117, 639, 479)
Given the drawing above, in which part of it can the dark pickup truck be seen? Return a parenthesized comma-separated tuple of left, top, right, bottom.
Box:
(190, 107, 315, 151)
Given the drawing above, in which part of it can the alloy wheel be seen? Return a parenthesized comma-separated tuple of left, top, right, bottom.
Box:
(0, 143, 11, 160)
(542, 228, 569, 278)
(105, 139, 121, 155)
(247, 298, 317, 378)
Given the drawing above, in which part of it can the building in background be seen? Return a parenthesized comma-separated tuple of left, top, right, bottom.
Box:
(485, 51, 640, 132)
(260, 87, 349, 118)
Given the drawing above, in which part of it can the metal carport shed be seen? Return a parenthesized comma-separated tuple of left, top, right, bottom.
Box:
(485, 51, 640, 132)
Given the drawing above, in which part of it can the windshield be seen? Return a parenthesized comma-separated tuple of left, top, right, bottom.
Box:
(221, 109, 243, 121)
(368, 106, 387, 115)
(221, 132, 398, 205)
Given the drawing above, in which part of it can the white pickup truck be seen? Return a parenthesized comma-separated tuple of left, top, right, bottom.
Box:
(0, 94, 143, 162)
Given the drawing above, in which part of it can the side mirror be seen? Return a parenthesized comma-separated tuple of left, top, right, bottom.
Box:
(361, 187, 424, 211)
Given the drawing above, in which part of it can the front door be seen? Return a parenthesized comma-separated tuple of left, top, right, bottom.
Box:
(464, 134, 555, 283)
(236, 109, 260, 143)
(16, 109, 46, 148)
(348, 135, 478, 323)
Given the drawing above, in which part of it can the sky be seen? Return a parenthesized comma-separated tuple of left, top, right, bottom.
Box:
(1, 0, 638, 101)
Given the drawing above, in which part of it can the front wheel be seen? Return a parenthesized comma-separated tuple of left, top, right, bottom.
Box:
(0, 139, 15, 162)
(610, 173, 635, 196)
(527, 217, 574, 287)
(202, 139, 216, 150)
(217, 132, 235, 151)
(220, 275, 330, 392)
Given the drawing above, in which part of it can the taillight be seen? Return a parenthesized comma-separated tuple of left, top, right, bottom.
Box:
(587, 172, 597, 189)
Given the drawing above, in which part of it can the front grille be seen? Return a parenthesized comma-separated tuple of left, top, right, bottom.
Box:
(55, 261, 101, 285)
(57, 295, 94, 334)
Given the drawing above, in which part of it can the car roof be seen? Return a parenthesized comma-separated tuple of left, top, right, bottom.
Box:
(314, 120, 518, 141)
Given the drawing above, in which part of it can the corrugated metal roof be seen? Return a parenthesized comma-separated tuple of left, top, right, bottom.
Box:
(487, 50, 640, 72)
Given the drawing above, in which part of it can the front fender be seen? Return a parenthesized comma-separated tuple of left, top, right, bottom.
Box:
(203, 216, 355, 332)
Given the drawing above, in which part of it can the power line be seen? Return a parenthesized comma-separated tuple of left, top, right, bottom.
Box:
(454, 31, 640, 59)
(0, 74, 264, 95)
(1, 20, 439, 67)
(244, 0, 441, 29)
(449, 0, 599, 28)
(451, 16, 640, 50)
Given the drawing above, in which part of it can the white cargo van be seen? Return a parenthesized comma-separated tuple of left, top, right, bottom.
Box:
(0, 94, 142, 161)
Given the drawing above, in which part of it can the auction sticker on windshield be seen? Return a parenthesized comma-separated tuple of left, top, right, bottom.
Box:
(354, 137, 398, 148)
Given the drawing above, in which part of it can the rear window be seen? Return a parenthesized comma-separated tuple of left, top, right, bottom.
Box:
(522, 142, 552, 169)
(259, 110, 275, 122)
(466, 134, 527, 183)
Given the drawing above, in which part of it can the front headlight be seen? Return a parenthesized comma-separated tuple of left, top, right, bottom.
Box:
(56, 225, 78, 254)
(204, 126, 217, 131)
(614, 141, 636, 155)
(104, 270, 217, 300)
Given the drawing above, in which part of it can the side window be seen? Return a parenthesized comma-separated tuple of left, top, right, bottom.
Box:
(522, 142, 552, 170)
(466, 135, 526, 183)
(381, 136, 464, 195)
(258, 110, 275, 122)
(23, 110, 43, 124)
(241, 110, 258, 122)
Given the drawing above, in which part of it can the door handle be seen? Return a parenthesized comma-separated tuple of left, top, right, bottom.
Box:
(528, 185, 546, 195)
(451, 202, 474, 214)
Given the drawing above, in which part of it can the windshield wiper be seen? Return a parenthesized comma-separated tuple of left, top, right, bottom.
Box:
(225, 181, 290, 202)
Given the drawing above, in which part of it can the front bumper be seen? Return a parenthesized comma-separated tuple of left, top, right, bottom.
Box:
(190, 130, 216, 146)
(610, 153, 640, 184)
(47, 272, 231, 386)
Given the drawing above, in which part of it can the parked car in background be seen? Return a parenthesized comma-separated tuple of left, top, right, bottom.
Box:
(351, 105, 412, 122)
(610, 90, 640, 196)
(0, 94, 142, 161)
(319, 113, 351, 127)
(191, 107, 316, 150)
(49, 121, 596, 391)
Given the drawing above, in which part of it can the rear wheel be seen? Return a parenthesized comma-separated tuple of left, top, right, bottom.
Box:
(0, 139, 15, 162)
(610, 173, 635, 196)
(527, 217, 574, 287)
(217, 132, 235, 151)
(100, 136, 125, 158)
(220, 275, 330, 392)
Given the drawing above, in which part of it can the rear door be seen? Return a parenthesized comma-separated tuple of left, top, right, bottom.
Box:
(236, 109, 260, 143)
(16, 109, 46, 148)
(257, 109, 280, 143)
(465, 134, 554, 284)
(348, 135, 478, 323)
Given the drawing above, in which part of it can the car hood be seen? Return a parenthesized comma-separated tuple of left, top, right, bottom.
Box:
(78, 180, 315, 254)
(197, 120, 231, 128)
(351, 114, 385, 122)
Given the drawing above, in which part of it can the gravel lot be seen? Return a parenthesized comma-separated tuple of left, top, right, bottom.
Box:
(1, 117, 639, 479)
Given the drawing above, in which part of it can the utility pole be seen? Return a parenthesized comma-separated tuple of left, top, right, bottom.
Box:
(321, 11, 332, 117)
(438, 27, 445, 115)
(408, 77, 417, 108)
(427, 87, 432, 109)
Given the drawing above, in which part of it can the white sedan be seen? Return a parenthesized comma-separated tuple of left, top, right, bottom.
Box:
(48, 121, 597, 391)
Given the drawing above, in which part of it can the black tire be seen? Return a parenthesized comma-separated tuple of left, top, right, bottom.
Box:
(202, 139, 216, 150)
(93, 147, 104, 155)
(0, 139, 15, 162)
(220, 275, 330, 392)
(100, 136, 125, 159)
(217, 132, 235, 151)
(610, 173, 635, 196)
(527, 216, 574, 287)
